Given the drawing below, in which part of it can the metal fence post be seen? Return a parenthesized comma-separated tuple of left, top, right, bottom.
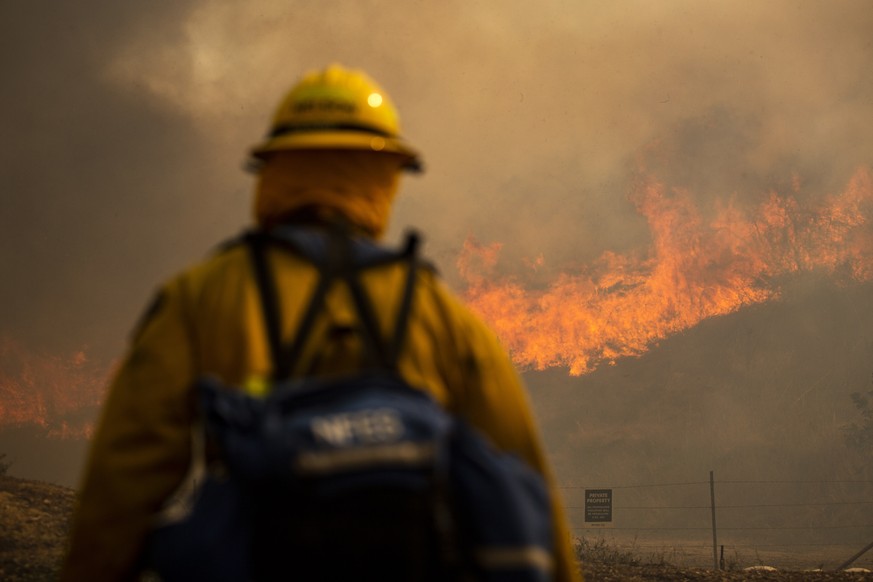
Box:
(710, 470, 719, 570)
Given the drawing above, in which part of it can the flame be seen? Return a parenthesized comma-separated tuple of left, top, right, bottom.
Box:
(1, 167, 870, 430)
(459, 166, 873, 375)
(0, 336, 111, 438)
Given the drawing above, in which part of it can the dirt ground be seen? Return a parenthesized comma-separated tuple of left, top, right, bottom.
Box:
(580, 561, 872, 581)
(0, 475, 75, 582)
(1, 474, 871, 581)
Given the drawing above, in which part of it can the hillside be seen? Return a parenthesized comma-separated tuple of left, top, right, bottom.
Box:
(0, 475, 75, 581)
(530, 277, 873, 485)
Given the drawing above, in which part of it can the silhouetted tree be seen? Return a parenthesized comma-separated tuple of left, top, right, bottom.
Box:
(843, 389, 873, 453)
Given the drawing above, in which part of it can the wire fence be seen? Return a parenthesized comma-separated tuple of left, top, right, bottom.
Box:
(559, 476, 873, 570)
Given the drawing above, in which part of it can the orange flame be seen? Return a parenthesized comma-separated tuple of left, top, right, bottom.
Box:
(459, 166, 873, 375)
(0, 336, 111, 438)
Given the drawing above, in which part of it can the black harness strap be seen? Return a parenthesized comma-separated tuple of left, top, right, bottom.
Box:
(246, 232, 284, 381)
(337, 234, 390, 370)
(246, 227, 420, 384)
(276, 231, 345, 381)
(388, 232, 420, 367)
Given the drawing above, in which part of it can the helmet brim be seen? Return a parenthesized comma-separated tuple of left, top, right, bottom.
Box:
(250, 131, 423, 173)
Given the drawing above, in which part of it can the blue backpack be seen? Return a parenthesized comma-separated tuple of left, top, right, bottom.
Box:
(144, 226, 554, 581)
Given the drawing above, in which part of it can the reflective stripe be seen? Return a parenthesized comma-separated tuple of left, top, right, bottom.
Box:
(296, 441, 436, 474)
(475, 546, 554, 573)
(153, 423, 208, 527)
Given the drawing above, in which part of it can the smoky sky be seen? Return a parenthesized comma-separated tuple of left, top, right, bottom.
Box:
(2, 0, 873, 364)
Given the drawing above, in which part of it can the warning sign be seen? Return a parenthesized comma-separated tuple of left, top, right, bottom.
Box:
(584, 489, 613, 525)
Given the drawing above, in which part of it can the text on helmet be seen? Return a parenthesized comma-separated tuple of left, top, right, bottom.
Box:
(293, 98, 356, 115)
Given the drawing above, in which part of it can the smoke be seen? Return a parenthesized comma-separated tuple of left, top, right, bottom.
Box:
(2, 1, 873, 500)
(0, 0, 231, 357)
(3, 1, 872, 357)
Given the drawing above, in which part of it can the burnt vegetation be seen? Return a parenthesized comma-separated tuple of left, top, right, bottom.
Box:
(843, 388, 873, 454)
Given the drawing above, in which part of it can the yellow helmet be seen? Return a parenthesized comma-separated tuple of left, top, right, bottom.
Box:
(250, 64, 422, 172)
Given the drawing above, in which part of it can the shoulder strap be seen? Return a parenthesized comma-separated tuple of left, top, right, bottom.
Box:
(246, 232, 285, 379)
(388, 233, 420, 365)
(246, 227, 420, 383)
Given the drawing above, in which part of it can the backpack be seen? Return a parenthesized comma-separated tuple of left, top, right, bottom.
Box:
(143, 226, 555, 581)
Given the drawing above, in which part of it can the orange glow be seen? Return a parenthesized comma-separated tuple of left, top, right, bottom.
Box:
(1, 167, 871, 432)
(0, 337, 110, 438)
(459, 166, 873, 375)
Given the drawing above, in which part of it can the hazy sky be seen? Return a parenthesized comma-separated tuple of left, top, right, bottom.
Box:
(4, 7, 873, 554)
(2, 0, 872, 364)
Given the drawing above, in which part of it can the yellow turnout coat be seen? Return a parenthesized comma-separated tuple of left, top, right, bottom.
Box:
(63, 151, 582, 581)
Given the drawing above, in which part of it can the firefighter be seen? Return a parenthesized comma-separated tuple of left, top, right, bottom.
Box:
(61, 64, 582, 582)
